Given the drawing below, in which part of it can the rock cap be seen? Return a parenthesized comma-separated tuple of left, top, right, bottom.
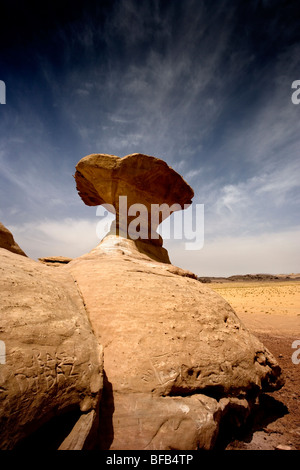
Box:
(75, 153, 194, 244)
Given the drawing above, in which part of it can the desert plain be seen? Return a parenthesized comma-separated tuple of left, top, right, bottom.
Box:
(209, 276, 300, 450)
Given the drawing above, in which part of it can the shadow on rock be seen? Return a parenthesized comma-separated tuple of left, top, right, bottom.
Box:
(97, 371, 115, 450)
(14, 407, 82, 450)
(215, 393, 288, 449)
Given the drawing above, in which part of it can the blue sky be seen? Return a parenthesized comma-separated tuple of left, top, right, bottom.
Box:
(0, 0, 299, 276)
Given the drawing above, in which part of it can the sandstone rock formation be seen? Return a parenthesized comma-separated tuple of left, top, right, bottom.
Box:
(74, 153, 194, 246)
(0, 154, 285, 450)
(0, 248, 103, 450)
(38, 256, 73, 267)
(67, 235, 283, 449)
(0, 222, 27, 257)
(68, 153, 284, 450)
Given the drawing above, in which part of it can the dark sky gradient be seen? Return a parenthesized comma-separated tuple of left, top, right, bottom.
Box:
(0, 0, 299, 275)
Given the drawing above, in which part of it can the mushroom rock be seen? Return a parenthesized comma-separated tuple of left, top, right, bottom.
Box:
(74, 153, 194, 261)
(69, 153, 284, 450)
(0, 222, 27, 257)
(0, 247, 103, 450)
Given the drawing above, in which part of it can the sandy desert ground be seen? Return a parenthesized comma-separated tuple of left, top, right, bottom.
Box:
(209, 279, 300, 450)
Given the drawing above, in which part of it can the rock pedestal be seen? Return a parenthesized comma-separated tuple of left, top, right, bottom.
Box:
(67, 235, 283, 449)
(69, 152, 284, 449)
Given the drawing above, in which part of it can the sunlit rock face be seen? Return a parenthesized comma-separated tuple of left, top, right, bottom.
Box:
(0, 248, 103, 450)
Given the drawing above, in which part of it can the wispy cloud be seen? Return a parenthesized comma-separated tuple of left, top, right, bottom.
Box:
(8, 218, 100, 259)
(35, 0, 253, 164)
(202, 158, 300, 242)
(166, 227, 300, 277)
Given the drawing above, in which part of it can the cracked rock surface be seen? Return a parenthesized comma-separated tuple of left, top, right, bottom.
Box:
(67, 235, 284, 450)
(0, 248, 103, 450)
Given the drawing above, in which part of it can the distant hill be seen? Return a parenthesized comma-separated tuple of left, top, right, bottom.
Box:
(197, 273, 300, 283)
